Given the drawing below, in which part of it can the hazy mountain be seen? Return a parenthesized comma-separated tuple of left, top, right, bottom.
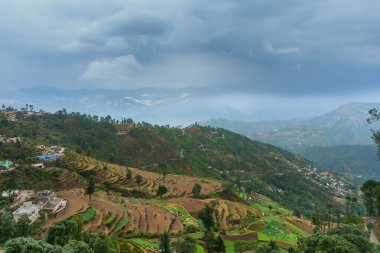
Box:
(204, 103, 380, 150)
(204, 103, 380, 181)
(0, 87, 245, 126)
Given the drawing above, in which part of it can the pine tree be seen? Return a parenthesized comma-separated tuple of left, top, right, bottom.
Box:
(159, 232, 171, 253)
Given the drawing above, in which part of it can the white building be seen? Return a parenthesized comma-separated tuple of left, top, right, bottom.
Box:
(13, 202, 40, 223)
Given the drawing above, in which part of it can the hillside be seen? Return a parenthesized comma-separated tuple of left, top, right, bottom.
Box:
(297, 145, 380, 182)
(0, 140, 315, 252)
(203, 103, 380, 150)
(0, 111, 353, 215)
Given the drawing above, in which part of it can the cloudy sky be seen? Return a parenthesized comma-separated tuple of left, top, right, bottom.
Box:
(1, 0, 380, 122)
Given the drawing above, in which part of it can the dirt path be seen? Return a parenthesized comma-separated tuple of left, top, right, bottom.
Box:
(370, 229, 380, 245)
(364, 217, 379, 245)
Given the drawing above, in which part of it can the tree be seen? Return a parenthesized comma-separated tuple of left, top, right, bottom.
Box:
(361, 180, 377, 216)
(172, 236, 196, 253)
(5, 237, 63, 253)
(125, 169, 132, 180)
(156, 185, 168, 199)
(135, 174, 143, 186)
(298, 224, 378, 253)
(86, 176, 96, 203)
(15, 214, 31, 237)
(368, 108, 380, 148)
(103, 182, 112, 195)
(159, 232, 171, 253)
(256, 242, 280, 253)
(93, 236, 112, 253)
(192, 183, 202, 198)
(199, 204, 214, 231)
(0, 212, 15, 243)
(46, 220, 79, 246)
(214, 235, 226, 253)
(63, 240, 94, 253)
(203, 231, 226, 253)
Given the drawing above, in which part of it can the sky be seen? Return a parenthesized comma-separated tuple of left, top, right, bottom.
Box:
(0, 0, 380, 123)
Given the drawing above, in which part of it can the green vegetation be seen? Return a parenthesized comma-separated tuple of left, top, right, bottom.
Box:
(196, 245, 206, 253)
(104, 211, 117, 226)
(224, 241, 235, 253)
(251, 195, 293, 216)
(81, 208, 96, 222)
(261, 216, 306, 245)
(158, 203, 199, 228)
(112, 204, 127, 235)
(129, 238, 159, 248)
(0, 111, 339, 215)
(298, 224, 379, 252)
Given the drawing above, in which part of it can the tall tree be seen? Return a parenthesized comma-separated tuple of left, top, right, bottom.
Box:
(199, 204, 214, 231)
(156, 185, 168, 199)
(93, 236, 112, 253)
(214, 235, 226, 253)
(46, 220, 79, 246)
(192, 183, 202, 198)
(86, 176, 96, 203)
(159, 232, 171, 253)
(15, 214, 31, 237)
(172, 236, 196, 253)
(135, 174, 143, 186)
(0, 212, 15, 243)
(361, 180, 377, 216)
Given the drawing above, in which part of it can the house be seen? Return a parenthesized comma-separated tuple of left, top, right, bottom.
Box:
(10, 190, 33, 208)
(31, 163, 45, 169)
(6, 137, 20, 143)
(2, 190, 18, 198)
(13, 201, 40, 223)
(35, 155, 59, 162)
(50, 146, 65, 154)
(35, 190, 67, 217)
(35, 190, 56, 201)
(0, 160, 13, 169)
(36, 145, 46, 150)
(41, 197, 67, 217)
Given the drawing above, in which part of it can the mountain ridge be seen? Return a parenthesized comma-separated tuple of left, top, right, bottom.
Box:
(203, 102, 380, 149)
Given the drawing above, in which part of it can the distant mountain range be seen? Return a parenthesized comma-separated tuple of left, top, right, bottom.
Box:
(203, 103, 380, 181)
(0, 87, 247, 126)
(204, 103, 380, 149)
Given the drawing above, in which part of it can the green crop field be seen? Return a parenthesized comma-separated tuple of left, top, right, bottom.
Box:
(112, 204, 127, 235)
(129, 238, 159, 249)
(225, 241, 236, 253)
(252, 196, 292, 216)
(81, 208, 96, 222)
(261, 216, 306, 245)
(157, 203, 199, 228)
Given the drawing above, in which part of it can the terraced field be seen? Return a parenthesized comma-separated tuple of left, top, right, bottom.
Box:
(66, 151, 222, 197)
(40, 150, 312, 251)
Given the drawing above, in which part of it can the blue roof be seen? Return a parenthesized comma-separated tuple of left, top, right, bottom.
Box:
(36, 155, 59, 161)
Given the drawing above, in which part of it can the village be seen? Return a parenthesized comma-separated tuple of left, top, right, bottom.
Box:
(298, 165, 353, 197)
(0, 135, 68, 225)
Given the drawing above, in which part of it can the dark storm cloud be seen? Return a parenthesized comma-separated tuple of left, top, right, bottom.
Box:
(0, 0, 380, 96)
